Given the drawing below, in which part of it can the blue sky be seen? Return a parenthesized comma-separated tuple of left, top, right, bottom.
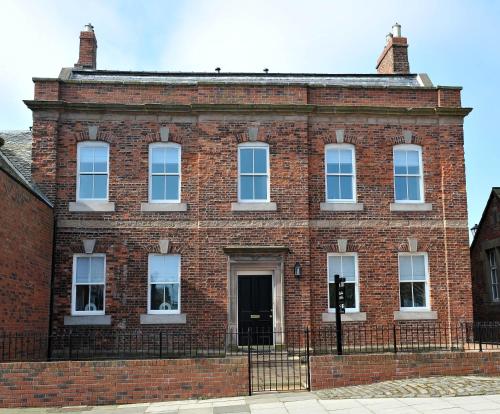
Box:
(1, 0, 499, 233)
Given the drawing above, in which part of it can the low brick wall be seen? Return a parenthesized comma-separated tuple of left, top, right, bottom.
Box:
(310, 351, 500, 390)
(0, 357, 247, 408)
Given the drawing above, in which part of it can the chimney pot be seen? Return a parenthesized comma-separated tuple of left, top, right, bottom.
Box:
(84, 23, 94, 32)
(392, 22, 401, 37)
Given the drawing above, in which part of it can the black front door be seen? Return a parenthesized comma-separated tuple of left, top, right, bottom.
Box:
(238, 275, 273, 345)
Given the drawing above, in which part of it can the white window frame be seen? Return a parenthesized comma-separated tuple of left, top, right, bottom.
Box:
(487, 249, 499, 301)
(147, 254, 181, 315)
(393, 144, 424, 203)
(327, 253, 360, 313)
(237, 142, 270, 203)
(71, 254, 106, 316)
(148, 143, 181, 203)
(76, 141, 110, 202)
(324, 143, 357, 203)
(398, 252, 430, 311)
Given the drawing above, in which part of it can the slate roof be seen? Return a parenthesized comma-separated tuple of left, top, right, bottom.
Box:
(67, 70, 429, 88)
(0, 130, 52, 206)
(470, 187, 500, 250)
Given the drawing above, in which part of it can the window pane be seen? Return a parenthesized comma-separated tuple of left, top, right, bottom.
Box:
(93, 175, 107, 199)
(79, 175, 93, 199)
(342, 256, 355, 281)
(345, 283, 356, 308)
(254, 176, 267, 200)
(165, 175, 179, 200)
(152, 176, 166, 200)
(165, 147, 179, 173)
(240, 149, 253, 173)
(395, 176, 407, 201)
(79, 148, 94, 173)
(76, 257, 90, 283)
(326, 149, 339, 173)
(399, 256, 412, 281)
(90, 257, 105, 283)
(150, 255, 179, 283)
(394, 150, 407, 174)
(406, 150, 420, 174)
(339, 176, 353, 200)
(327, 175, 340, 200)
(400, 282, 413, 307)
(151, 284, 179, 311)
(328, 255, 342, 282)
(240, 176, 253, 200)
(75, 285, 89, 311)
(93, 147, 108, 173)
(412, 256, 426, 281)
(89, 285, 104, 311)
(413, 282, 426, 307)
(253, 148, 267, 174)
(151, 148, 165, 173)
(407, 177, 420, 200)
(339, 150, 353, 173)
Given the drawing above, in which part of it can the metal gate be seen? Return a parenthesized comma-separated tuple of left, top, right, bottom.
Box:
(246, 328, 310, 394)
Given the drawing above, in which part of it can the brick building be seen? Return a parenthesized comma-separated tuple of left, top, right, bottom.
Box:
(470, 188, 500, 321)
(0, 131, 53, 334)
(25, 23, 472, 340)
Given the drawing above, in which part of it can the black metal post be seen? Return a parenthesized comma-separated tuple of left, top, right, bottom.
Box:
(305, 328, 311, 391)
(393, 324, 397, 353)
(159, 332, 163, 358)
(69, 333, 73, 360)
(478, 324, 483, 352)
(334, 274, 343, 355)
(247, 328, 252, 396)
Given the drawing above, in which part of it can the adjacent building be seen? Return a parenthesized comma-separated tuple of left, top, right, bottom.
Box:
(24, 23, 473, 340)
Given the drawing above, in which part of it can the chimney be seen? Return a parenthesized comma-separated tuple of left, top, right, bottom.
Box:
(376, 23, 410, 74)
(75, 23, 97, 70)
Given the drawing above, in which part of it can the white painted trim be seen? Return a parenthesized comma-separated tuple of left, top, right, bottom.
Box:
(148, 142, 181, 203)
(147, 253, 181, 315)
(327, 252, 360, 313)
(71, 253, 106, 316)
(237, 142, 270, 203)
(398, 252, 431, 311)
(393, 144, 424, 203)
(324, 143, 357, 203)
(76, 141, 109, 202)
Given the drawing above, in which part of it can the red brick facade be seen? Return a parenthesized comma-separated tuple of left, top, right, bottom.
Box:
(25, 26, 473, 336)
(0, 170, 53, 334)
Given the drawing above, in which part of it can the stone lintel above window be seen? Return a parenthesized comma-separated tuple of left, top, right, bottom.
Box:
(390, 202, 432, 212)
(320, 202, 364, 212)
(140, 314, 187, 325)
(231, 202, 277, 211)
(321, 312, 367, 322)
(69, 201, 115, 212)
(393, 310, 437, 320)
(64, 315, 111, 326)
(141, 202, 188, 212)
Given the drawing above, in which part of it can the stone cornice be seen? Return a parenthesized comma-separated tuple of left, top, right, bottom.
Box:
(24, 100, 472, 117)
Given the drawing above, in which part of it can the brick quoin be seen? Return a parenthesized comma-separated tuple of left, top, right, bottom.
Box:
(24, 23, 473, 336)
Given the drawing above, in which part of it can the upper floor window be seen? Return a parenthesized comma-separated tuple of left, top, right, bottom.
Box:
(393, 145, 423, 202)
(72, 254, 106, 315)
(77, 142, 109, 201)
(325, 144, 356, 202)
(149, 143, 181, 203)
(148, 254, 181, 314)
(328, 253, 359, 312)
(487, 249, 499, 301)
(398, 253, 429, 309)
(238, 143, 269, 202)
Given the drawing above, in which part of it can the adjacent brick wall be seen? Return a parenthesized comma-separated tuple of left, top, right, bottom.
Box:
(0, 170, 53, 334)
(310, 351, 500, 390)
(0, 356, 247, 408)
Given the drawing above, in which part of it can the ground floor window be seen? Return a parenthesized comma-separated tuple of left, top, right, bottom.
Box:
(487, 249, 499, 301)
(328, 253, 358, 312)
(398, 253, 429, 309)
(148, 254, 180, 313)
(72, 254, 105, 314)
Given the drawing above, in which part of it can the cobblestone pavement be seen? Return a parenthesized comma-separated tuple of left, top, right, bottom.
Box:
(316, 376, 500, 399)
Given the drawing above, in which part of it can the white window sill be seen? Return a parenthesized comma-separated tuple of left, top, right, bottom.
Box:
(141, 202, 188, 212)
(231, 202, 277, 211)
(64, 315, 111, 326)
(140, 314, 187, 324)
(322, 312, 367, 322)
(320, 202, 364, 212)
(390, 203, 433, 212)
(394, 310, 437, 320)
(69, 201, 115, 212)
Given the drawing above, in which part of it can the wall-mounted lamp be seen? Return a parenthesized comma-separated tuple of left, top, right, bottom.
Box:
(471, 224, 479, 238)
(294, 262, 302, 278)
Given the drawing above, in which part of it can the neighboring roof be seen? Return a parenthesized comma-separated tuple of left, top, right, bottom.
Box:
(65, 70, 431, 88)
(0, 130, 52, 207)
(470, 187, 500, 250)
